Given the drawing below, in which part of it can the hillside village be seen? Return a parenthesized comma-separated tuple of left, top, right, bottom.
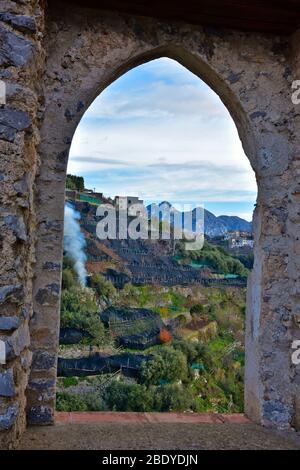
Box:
(56, 176, 252, 414)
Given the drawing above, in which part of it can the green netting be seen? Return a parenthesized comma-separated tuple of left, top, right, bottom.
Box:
(78, 193, 103, 205)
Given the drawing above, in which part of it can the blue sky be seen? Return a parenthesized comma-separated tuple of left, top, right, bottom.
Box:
(68, 58, 257, 221)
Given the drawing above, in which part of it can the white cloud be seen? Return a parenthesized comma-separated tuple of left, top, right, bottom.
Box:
(86, 81, 224, 121)
(69, 58, 257, 209)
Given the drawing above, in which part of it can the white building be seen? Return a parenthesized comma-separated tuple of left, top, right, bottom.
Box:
(231, 238, 254, 248)
(114, 196, 144, 212)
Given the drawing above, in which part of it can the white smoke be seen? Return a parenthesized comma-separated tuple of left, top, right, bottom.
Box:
(64, 203, 87, 286)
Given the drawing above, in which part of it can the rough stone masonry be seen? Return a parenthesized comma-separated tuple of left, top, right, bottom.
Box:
(0, 0, 300, 449)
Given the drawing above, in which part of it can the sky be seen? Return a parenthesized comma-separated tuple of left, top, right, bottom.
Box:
(68, 58, 257, 221)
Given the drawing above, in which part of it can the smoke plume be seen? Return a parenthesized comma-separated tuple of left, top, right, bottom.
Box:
(64, 203, 87, 286)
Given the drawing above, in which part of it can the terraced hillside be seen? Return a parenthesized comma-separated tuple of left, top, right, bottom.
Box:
(70, 200, 248, 288)
(58, 198, 249, 413)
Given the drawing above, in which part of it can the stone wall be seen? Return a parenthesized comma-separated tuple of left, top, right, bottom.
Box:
(0, 0, 45, 449)
(0, 0, 300, 449)
(288, 30, 300, 430)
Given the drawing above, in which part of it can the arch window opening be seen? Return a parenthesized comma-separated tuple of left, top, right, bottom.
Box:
(57, 58, 257, 414)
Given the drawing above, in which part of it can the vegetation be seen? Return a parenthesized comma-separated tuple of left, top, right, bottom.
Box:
(233, 252, 254, 270)
(60, 257, 108, 346)
(104, 381, 194, 412)
(176, 240, 248, 277)
(190, 303, 204, 316)
(58, 235, 246, 413)
(89, 273, 117, 302)
(66, 174, 85, 192)
(62, 268, 76, 290)
(141, 347, 188, 386)
(60, 286, 106, 345)
(105, 382, 153, 412)
(58, 277, 246, 413)
(56, 391, 105, 411)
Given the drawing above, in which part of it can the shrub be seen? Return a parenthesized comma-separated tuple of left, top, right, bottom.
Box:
(62, 376, 79, 388)
(172, 339, 205, 364)
(56, 392, 88, 411)
(190, 304, 204, 316)
(66, 174, 85, 192)
(154, 384, 193, 412)
(105, 381, 154, 412)
(60, 286, 106, 345)
(90, 273, 117, 300)
(159, 328, 172, 343)
(170, 291, 185, 310)
(141, 347, 188, 386)
(56, 391, 104, 411)
(63, 255, 76, 271)
(62, 268, 76, 290)
(82, 392, 106, 411)
(173, 314, 187, 328)
(198, 321, 218, 342)
(104, 381, 194, 413)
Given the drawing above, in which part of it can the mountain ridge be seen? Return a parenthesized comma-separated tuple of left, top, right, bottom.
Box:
(147, 202, 252, 237)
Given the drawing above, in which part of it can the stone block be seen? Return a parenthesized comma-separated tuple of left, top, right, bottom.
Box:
(0, 403, 18, 430)
(5, 323, 30, 360)
(32, 350, 56, 371)
(0, 316, 20, 332)
(0, 24, 34, 67)
(0, 13, 36, 33)
(0, 368, 15, 397)
(28, 378, 55, 391)
(0, 108, 31, 131)
(35, 283, 60, 306)
(42, 261, 61, 271)
(26, 405, 54, 425)
(263, 400, 292, 427)
(4, 215, 27, 241)
(0, 124, 16, 142)
(0, 284, 23, 304)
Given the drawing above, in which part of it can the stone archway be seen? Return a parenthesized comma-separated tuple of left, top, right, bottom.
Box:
(1, 0, 300, 448)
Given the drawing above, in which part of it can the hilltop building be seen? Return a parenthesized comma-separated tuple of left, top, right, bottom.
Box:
(114, 196, 144, 209)
(224, 230, 254, 249)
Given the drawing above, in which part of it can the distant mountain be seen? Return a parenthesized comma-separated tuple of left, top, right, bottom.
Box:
(147, 203, 252, 237)
(217, 215, 252, 233)
(203, 211, 252, 237)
